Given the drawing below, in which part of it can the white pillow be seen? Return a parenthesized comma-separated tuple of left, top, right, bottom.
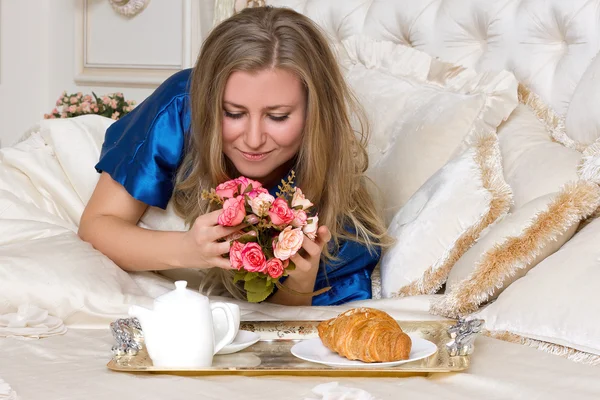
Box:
(338, 35, 518, 222)
(432, 180, 600, 318)
(0, 231, 154, 327)
(475, 216, 600, 361)
(498, 104, 581, 210)
(381, 130, 512, 298)
(4, 116, 189, 233)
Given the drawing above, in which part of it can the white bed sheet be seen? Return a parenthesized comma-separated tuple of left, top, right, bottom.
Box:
(2, 317, 599, 400)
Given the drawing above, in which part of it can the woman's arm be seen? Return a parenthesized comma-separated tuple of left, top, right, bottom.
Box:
(79, 172, 238, 272)
(267, 268, 319, 306)
(79, 173, 186, 271)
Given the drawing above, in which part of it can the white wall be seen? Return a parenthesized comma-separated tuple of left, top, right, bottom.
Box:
(0, 0, 214, 147)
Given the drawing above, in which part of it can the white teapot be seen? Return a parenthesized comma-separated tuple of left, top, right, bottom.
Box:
(128, 280, 237, 368)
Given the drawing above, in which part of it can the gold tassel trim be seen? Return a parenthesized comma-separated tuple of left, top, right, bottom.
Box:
(431, 180, 600, 318)
(517, 83, 585, 152)
(485, 330, 600, 366)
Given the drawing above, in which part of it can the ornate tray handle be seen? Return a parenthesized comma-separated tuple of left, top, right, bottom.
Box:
(110, 317, 143, 356)
(446, 318, 484, 357)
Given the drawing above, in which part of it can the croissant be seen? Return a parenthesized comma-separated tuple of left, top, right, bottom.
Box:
(317, 307, 412, 362)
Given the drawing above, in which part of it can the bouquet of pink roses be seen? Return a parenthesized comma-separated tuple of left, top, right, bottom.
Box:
(201, 171, 319, 302)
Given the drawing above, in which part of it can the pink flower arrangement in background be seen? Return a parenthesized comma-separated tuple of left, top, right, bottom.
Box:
(202, 171, 318, 302)
(44, 91, 136, 120)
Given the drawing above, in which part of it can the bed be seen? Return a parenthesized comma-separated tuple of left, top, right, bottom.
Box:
(2, 0, 600, 398)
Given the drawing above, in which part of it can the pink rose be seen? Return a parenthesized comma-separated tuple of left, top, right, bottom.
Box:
(249, 192, 275, 217)
(274, 227, 304, 260)
(291, 209, 308, 228)
(266, 258, 288, 279)
(291, 188, 313, 210)
(215, 179, 239, 199)
(236, 177, 262, 194)
(268, 198, 295, 226)
(241, 242, 267, 272)
(246, 187, 269, 199)
(229, 241, 245, 270)
(303, 215, 319, 240)
(218, 196, 246, 226)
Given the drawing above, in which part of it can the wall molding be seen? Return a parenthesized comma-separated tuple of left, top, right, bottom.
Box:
(75, 0, 202, 87)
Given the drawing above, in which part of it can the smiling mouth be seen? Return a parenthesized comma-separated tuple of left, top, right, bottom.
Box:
(240, 150, 273, 161)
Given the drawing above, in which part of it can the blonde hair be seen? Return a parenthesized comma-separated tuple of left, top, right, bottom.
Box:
(172, 6, 391, 300)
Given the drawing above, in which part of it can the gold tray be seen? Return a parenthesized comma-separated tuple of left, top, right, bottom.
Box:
(107, 320, 469, 377)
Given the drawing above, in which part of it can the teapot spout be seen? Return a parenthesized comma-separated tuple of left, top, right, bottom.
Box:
(128, 305, 154, 328)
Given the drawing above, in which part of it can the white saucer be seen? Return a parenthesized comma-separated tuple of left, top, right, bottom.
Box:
(216, 330, 260, 355)
(290, 334, 437, 368)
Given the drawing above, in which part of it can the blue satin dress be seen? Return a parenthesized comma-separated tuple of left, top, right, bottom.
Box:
(95, 68, 381, 306)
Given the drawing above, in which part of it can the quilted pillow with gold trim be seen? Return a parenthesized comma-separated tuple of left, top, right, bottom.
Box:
(475, 215, 600, 365)
(380, 130, 512, 298)
(431, 87, 600, 318)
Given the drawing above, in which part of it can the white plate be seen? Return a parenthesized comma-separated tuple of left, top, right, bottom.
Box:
(290, 334, 437, 368)
(216, 330, 260, 355)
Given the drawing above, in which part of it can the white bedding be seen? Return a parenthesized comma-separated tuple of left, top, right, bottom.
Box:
(2, 314, 600, 400)
(1, 117, 599, 399)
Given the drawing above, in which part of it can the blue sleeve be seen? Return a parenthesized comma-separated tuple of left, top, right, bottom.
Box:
(311, 240, 381, 306)
(95, 69, 193, 209)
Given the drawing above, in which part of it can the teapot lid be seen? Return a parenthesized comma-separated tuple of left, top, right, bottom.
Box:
(154, 280, 207, 309)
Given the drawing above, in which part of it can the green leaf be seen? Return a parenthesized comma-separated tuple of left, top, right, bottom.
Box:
(233, 270, 246, 283)
(244, 271, 260, 282)
(246, 286, 273, 303)
(243, 183, 254, 194)
(244, 276, 268, 292)
(244, 279, 275, 303)
(286, 260, 296, 271)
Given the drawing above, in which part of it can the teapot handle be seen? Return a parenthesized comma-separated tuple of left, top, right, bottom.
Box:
(210, 302, 236, 354)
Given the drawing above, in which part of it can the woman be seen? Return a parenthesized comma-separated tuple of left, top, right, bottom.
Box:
(78, 6, 390, 306)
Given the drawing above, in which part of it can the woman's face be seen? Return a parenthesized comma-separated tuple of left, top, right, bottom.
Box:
(221, 68, 306, 188)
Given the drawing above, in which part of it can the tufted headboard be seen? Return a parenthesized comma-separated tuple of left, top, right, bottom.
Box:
(217, 0, 600, 118)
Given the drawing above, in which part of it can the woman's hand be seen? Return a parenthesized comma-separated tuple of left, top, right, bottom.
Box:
(289, 225, 332, 276)
(267, 225, 331, 306)
(176, 209, 245, 270)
